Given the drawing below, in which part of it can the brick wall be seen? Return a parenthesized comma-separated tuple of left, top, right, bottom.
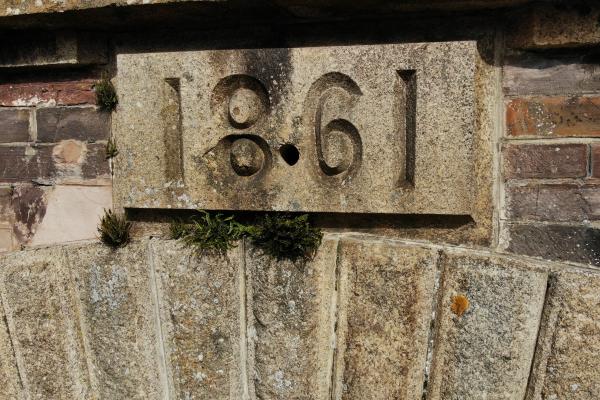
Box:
(0, 77, 112, 251)
(501, 51, 600, 265)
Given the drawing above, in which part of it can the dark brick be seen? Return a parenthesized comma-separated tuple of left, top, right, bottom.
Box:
(506, 223, 600, 266)
(0, 108, 30, 143)
(36, 107, 109, 143)
(0, 146, 55, 183)
(593, 144, 600, 178)
(503, 143, 588, 179)
(503, 52, 600, 96)
(81, 143, 110, 179)
(0, 80, 97, 106)
(506, 183, 600, 222)
(507, 96, 600, 137)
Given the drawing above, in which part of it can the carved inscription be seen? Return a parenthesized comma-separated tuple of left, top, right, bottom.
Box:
(114, 42, 481, 215)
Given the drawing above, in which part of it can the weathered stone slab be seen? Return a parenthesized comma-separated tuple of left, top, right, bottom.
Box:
(246, 236, 338, 400)
(114, 41, 484, 217)
(507, 5, 600, 49)
(427, 251, 548, 400)
(67, 241, 163, 399)
(151, 240, 247, 400)
(526, 269, 600, 399)
(0, 32, 107, 68)
(334, 237, 438, 400)
(0, 247, 92, 399)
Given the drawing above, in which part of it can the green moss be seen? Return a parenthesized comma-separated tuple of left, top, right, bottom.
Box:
(173, 211, 248, 254)
(105, 138, 119, 159)
(170, 211, 322, 260)
(249, 214, 322, 261)
(98, 209, 131, 248)
(95, 76, 118, 111)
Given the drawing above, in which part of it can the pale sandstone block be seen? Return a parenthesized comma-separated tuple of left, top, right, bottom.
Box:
(246, 236, 338, 400)
(29, 185, 112, 247)
(427, 251, 548, 400)
(526, 269, 600, 400)
(334, 237, 438, 400)
(114, 41, 487, 218)
(0, 247, 92, 399)
(151, 239, 247, 400)
(67, 241, 163, 399)
(0, 295, 22, 399)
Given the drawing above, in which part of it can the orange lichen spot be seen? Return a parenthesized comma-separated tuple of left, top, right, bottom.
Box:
(451, 295, 469, 317)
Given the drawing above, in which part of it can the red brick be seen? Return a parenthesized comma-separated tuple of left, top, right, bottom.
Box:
(593, 144, 600, 178)
(0, 80, 96, 107)
(506, 183, 600, 222)
(36, 107, 110, 143)
(0, 108, 30, 143)
(503, 143, 588, 179)
(507, 96, 600, 137)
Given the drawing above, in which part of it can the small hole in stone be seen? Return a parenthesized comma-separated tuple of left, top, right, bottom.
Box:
(280, 144, 300, 166)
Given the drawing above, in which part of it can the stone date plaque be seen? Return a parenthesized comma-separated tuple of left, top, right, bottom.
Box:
(114, 42, 484, 215)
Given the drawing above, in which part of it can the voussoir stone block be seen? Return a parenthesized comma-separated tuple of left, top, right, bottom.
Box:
(114, 41, 490, 219)
(151, 240, 247, 400)
(334, 236, 438, 400)
(246, 236, 338, 400)
(67, 241, 164, 399)
(526, 269, 600, 400)
(0, 247, 92, 399)
(427, 250, 548, 400)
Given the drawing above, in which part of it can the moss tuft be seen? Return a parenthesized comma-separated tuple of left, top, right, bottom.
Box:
(250, 214, 322, 261)
(105, 138, 119, 159)
(173, 211, 247, 254)
(95, 76, 118, 111)
(98, 209, 131, 248)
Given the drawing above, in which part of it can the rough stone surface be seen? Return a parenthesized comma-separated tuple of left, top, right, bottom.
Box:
(506, 223, 600, 266)
(114, 41, 489, 218)
(503, 143, 588, 179)
(68, 241, 163, 399)
(427, 250, 548, 400)
(0, 108, 30, 143)
(151, 240, 247, 400)
(506, 96, 600, 137)
(247, 236, 337, 400)
(0, 235, 597, 398)
(335, 237, 438, 400)
(506, 183, 600, 222)
(0, 79, 97, 107)
(0, 247, 92, 399)
(508, 5, 600, 49)
(0, 294, 21, 398)
(37, 107, 110, 143)
(526, 268, 600, 400)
